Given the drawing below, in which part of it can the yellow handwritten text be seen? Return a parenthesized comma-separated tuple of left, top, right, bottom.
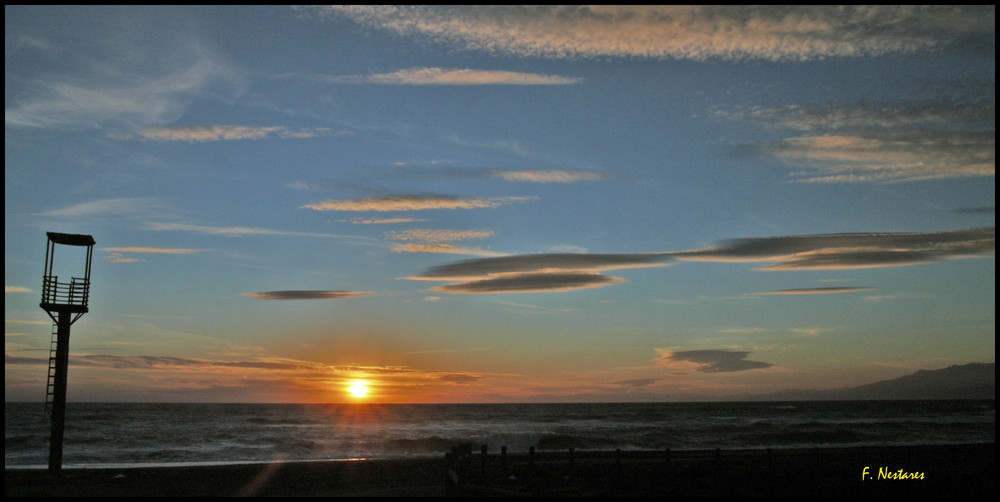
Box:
(877, 466, 925, 480)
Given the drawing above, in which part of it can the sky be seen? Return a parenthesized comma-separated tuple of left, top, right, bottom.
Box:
(5, 5, 995, 404)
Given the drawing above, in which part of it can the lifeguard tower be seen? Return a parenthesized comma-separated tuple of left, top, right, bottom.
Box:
(39, 232, 95, 473)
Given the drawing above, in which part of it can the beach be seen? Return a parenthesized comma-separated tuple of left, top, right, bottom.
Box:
(6, 443, 994, 497)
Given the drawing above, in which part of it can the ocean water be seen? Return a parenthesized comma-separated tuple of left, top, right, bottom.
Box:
(4, 400, 994, 468)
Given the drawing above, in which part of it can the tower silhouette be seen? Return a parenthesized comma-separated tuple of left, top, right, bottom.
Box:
(39, 232, 95, 473)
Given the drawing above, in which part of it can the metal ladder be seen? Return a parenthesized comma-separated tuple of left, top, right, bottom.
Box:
(45, 320, 59, 417)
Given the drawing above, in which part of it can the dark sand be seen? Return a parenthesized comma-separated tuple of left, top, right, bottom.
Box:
(6, 443, 994, 497)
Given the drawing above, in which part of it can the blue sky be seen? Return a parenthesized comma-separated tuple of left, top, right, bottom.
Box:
(5, 6, 995, 403)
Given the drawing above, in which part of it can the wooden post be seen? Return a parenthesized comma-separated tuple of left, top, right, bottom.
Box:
(480, 444, 488, 478)
(445, 451, 455, 496)
(528, 446, 535, 488)
(616, 448, 623, 487)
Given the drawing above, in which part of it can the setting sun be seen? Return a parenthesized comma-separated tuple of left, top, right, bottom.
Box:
(347, 381, 369, 399)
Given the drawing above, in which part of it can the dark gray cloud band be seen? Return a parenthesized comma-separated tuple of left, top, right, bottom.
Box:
(242, 290, 370, 300)
(673, 227, 994, 270)
(658, 350, 774, 373)
(411, 228, 993, 294)
(411, 253, 673, 294)
(432, 272, 624, 294)
(414, 252, 673, 281)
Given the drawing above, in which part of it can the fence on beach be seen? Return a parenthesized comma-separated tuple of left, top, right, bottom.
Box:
(443, 442, 996, 497)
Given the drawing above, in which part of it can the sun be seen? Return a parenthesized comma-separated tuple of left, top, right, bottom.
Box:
(347, 380, 369, 399)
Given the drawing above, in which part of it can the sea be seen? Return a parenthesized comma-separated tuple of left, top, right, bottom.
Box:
(4, 400, 994, 469)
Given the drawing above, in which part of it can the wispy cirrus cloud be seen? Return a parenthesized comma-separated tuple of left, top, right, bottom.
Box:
(390, 244, 505, 257)
(717, 99, 995, 133)
(42, 198, 176, 220)
(749, 287, 876, 295)
(769, 133, 994, 183)
(721, 97, 995, 183)
(5, 286, 32, 294)
(301, 194, 535, 212)
(318, 67, 580, 85)
(103, 246, 206, 264)
(106, 254, 142, 264)
(493, 169, 605, 183)
(386, 228, 495, 243)
(102, 246, 204, 254)
(241, 290, 371, 300)
(146, 222, 339, 238)
(5, 14, 245, 130)
(307, 6, 992, 61)
(386, 228, 500, 256)
(135, 125, 335, 142)
(655, 349, 774, 373)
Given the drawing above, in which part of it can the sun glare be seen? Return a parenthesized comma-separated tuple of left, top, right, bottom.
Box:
(348, 380, 369, 399)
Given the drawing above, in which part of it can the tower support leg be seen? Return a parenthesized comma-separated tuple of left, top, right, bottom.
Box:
(48, 310, 71, 473)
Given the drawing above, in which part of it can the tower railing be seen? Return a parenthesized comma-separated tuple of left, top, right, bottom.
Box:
(41, 275, 90, 310)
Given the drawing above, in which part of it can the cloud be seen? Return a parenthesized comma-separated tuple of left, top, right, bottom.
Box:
(136, 125, 332, 142)
(301, 194, 535, 212)
(386, 229, 495, 242)
(146, 222, 339, 238)
(493, 169, 604, 183)
(408, 227, 993, 294)
(432, 272, 624, 294)
(386, 229, 499, 255)
(309, 6, 993, 61)
(437, 373, 483, 384)
(101, 246, 204, 264)
(412, 253, 672, 293)
(614, 378, 659, 389)
(106, 253, 143, 264)
(102, 247, 203, 254)
(43, 198, 174, 220)
(717, 100, 995, 133)
(347, 217, 431, 225)
(414, 253, 674, 281)
(391, 244, 504, 257)
(749, 287, 876, 295)
(953, 206, 994, 216)
(769, 133, 994, 183)
(321, 67, 580, 85)
(241, 290, 371, 300)
(672, 227, 994, 270)
(5, 286, 32, 293)
(5, 15, 245, 130)
(720, 98, 995, 183)
(656, 349, 774, 373)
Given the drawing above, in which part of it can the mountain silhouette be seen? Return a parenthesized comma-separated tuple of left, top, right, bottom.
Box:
(763, 362, 995, 401)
